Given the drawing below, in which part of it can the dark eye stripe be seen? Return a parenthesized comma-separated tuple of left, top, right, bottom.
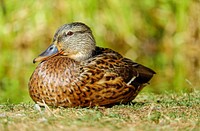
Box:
(58, 30, 90, 41)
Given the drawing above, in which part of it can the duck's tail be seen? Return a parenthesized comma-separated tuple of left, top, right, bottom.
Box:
(123, 58, 156, 88)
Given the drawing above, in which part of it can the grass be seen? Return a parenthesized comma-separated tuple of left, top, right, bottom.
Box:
(0, 0, 200, 103)
(0, 91, 199, 131)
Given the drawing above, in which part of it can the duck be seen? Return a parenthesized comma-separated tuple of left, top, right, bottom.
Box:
(28, 22, 155, 107)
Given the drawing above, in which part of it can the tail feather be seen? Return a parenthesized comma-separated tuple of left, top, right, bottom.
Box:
(131, 64, 155, 87)
(122, 58, 155, 86)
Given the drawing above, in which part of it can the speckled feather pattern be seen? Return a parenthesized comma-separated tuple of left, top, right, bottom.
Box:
(29, 47, 155, 107)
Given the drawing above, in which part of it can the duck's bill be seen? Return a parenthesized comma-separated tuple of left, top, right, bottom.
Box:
(33, 44, 59, 63)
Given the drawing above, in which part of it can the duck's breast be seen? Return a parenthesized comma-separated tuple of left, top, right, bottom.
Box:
(28, 56, 78, 106)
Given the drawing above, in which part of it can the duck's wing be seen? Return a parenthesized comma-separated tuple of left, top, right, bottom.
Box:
(92, 47, 156, 88)
(74, 47, 155, 106)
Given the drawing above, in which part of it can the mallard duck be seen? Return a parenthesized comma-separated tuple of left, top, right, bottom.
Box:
(28, 22, 155, 107)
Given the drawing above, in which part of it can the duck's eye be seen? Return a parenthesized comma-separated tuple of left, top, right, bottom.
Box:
(63, 31, 73, 37)
(66, 31, 73, 36)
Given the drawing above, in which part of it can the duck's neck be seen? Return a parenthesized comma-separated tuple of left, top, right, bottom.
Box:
(67, 49, 96, 62)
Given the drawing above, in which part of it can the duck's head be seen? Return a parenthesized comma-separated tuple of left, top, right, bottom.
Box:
(33, 22, 96, 63)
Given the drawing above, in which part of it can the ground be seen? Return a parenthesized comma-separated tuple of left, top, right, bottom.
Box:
(0, 91, 199, 131)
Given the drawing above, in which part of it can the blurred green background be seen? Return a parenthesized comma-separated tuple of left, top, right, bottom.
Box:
(0, 0, 199, 103)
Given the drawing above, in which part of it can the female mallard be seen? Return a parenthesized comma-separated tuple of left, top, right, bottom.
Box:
(29, 22, 155, 107)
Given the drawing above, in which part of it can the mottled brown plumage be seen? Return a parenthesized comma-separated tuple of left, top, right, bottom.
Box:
(28, 22, 155, 107)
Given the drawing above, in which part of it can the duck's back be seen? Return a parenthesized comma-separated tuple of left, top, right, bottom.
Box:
(29, 47, 155, 107)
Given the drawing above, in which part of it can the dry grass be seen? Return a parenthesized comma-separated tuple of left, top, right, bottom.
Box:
(0, 91, 199, 131)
